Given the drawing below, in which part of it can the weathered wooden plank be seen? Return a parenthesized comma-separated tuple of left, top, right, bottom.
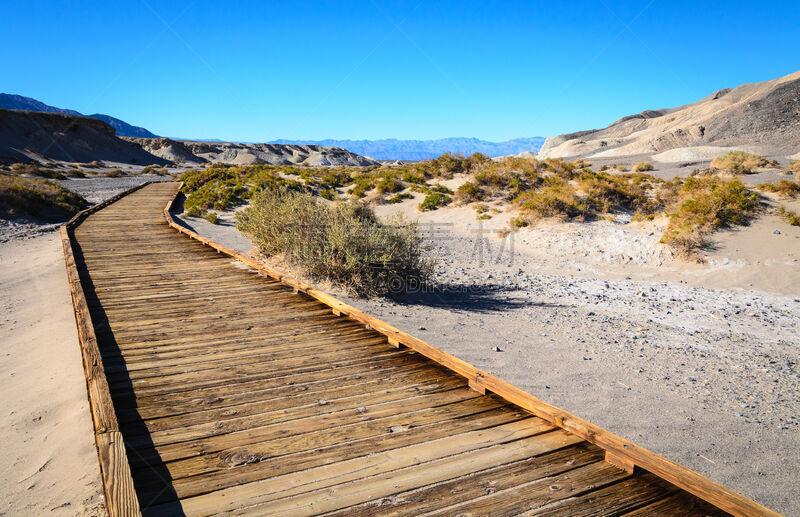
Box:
(220, 429, 584, 517)
(143, 418, 559, 517)
(320, 443, 605, 517)
(138, 406, 526, 505)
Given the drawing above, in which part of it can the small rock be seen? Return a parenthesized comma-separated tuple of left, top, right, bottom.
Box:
(492, 346, 503, 352)
(773, 230, 781, 235)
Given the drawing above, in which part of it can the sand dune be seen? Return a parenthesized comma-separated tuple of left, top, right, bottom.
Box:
(539, 70, 800, 159)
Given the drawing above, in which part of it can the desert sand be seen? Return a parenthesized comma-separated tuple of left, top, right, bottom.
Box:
(0, 233, 105, 516)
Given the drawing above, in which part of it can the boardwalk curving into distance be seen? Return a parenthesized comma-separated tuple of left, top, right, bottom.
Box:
(62, 182, 777, 516)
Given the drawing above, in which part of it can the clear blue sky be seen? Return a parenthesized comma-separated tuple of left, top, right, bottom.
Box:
(2, 1, 798, 141)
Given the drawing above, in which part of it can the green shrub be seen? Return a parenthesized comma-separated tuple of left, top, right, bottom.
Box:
(632, 161, 654, 172)
(710, 151, 775, 174)
(205, 212, 219, 224)
(419, 191, 451, 211)
(661, 176, 760, 253)
(237, 189, 431, 296)
(510, 216, 529, 227)
(320, 188, 337, 201)
(387, 192, 412, 204)
(0, 174, 87, 221)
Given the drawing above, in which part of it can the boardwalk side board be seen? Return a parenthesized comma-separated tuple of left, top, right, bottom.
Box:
(62, 184, 152, 517)
(161, 183, 778, 517)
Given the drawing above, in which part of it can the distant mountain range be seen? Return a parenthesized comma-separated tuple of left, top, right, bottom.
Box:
(0, 93, 157, 138)
(270, 137, 546, 160)
(1, 93, 545, 161)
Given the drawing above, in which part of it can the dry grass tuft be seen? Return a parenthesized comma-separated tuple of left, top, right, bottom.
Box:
(778, 206, 800, 226)
(710, 151, 776, 174)
(661, 176, 760, 254)
(632, 161, 654, 172)
(757, 180, 800, 198)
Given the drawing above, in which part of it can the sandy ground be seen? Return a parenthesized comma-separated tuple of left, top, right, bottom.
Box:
(0, 175, 169, 516)
(0, 233, 105, 516)
(185, 192, 800, 515)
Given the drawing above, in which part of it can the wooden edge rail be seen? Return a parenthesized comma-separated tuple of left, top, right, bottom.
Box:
(163, 182, 779, 517)
(62, 183, 152, 517)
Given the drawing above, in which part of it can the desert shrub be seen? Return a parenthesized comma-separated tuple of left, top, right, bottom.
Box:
(515, 181, 591, 220)
(475, 204, 489, 214)
(510, 216, 528, 227)
(0, 175, 87, 221)
(710, 151, 775, 174)
(320, 188, 337, 201)
(141, 164, 163, 174)
(778, 206, 800, 226)
(542, 158, 579, 178)
(205, 212, 219, 224)
(465, 152, 493, 170)
(427, 152, 465, 178)
(66, 169, 86, 178)
(419, 191, 451, 211)
(577, 171, 660, 214)
(788, 160, 800, 174)
(757, 180, 800, 198)
(615, 164, 629, 172)
(632, 161, 654, 172)
(105, 169, 124, 177)
(349, 178, 373, 198)
(376, 176, 404, 194)
(661, 176, 760, 253)
(401, 167, 427, 184)
(454, 181, 484, 203)
(387, 192, 412, 204)
(9, 163, 66, 179)
(237, 189, 431, 296)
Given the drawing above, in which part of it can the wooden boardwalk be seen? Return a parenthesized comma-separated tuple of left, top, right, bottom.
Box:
(62, 182, 767, 516)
